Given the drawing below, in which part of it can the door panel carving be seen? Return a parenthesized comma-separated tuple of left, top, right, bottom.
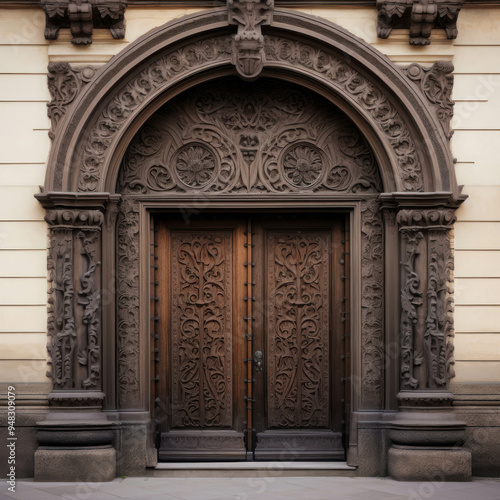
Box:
(267, 231, 330, 428)
(170, 231, 233, 428)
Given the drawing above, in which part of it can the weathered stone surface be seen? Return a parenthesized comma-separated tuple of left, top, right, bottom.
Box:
(34, 447, 116, 482)
(388, 446, 472, 481)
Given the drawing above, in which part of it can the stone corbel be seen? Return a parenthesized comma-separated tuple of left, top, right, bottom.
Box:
(228, 0, 274, 81)
(376, 0, 464, 45)
(41, 0, 127, 45)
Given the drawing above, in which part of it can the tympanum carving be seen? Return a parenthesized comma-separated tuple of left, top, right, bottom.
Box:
(47, 62, 98, 140)
(118, 79, 382, 195)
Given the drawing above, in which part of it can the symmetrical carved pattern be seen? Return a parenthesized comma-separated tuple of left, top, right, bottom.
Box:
(171, 232, 233, 427)
(76, 34, 424, 192)
(47, 62, 98, 140)
(397, 208, 456, 390)
(41, 0, 127, 45)
(228, 0, 274, 80)
(116, 198, 141, 408)
(376, 0, 464, 45)
(267, 231, 330, 428)
(118, 79, 382, 195)
(45, 209, 103, 393)
(360, 199, 385, 408)
(404, 62, 454, 140)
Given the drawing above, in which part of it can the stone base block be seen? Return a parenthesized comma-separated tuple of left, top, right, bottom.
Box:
(388, 446, 472, 481)
(34, 446, 116, 482)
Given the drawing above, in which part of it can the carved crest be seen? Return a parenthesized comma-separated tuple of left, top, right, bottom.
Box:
(228, 0, 273, 80)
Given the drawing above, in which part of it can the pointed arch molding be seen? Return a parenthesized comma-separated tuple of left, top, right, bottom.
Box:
(42, 8, 458, 196)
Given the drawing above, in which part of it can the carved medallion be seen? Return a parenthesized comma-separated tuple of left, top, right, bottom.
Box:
(282, 144, 323, 188)
(174, 144, 217, 189)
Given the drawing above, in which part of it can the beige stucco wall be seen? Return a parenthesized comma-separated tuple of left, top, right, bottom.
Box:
(0, 5, 499, 385)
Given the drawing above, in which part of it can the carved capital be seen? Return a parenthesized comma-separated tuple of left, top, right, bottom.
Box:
(376, 0, 464, 45)
(228, 0, 274, 80)
(41, 0, 127, 45)
(397, 208, 456, 230)
(47, 62, 99, 140)
(45, 209, 105, 228)
(404, 62, 454, 140)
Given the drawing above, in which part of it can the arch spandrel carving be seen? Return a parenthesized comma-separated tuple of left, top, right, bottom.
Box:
(41, 8, 458, 196)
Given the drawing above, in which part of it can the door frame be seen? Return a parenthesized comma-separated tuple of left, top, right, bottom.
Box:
(136, 197, 371, 463)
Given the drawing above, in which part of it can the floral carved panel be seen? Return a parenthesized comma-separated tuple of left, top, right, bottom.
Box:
(118, 78, 382, 195)
(170, 231, 233, 428)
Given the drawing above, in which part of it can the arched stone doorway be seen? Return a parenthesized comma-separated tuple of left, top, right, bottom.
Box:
(35, 3, 470, 480)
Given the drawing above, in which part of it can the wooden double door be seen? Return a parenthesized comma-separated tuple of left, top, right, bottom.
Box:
(152, 213, 349, 461)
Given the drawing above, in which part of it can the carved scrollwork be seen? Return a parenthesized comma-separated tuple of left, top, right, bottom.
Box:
(45, 209, 104, 227)
(360, 199, 385, 408)
(48, 62, 99, 140)
(116, 198, 141, 408)
(267, 231, 330, 427)
(171, 232, 233, 427)
(404, 62, 455, 140)
(118, 79, 382, 195)
(397, 209, 456, 229)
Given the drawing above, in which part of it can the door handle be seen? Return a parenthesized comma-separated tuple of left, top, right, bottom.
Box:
(254, 350, 263, 373)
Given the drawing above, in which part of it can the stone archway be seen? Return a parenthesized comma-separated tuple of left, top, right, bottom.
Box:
(35, 2, 470, 481)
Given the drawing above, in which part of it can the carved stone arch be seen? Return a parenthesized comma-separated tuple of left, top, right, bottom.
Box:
(35, 3, 471, 481)
(41, 8, 459, 196)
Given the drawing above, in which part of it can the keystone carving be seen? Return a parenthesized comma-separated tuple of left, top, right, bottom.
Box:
(41, 0, 127, 45)
(47, 62, 99, 140)
(376, 0, 464, 45)
(228, 0, 274, 80)
(404, 62, 454, 140)
(398, 208, 456, 392)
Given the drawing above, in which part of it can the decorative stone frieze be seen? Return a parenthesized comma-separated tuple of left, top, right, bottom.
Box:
(404, 62, 455, 140)
(47, 63, 99, 140)
(377, 0, 464, 45)
(41, 0, 126, 45)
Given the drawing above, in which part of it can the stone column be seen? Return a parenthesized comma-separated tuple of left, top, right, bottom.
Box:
(34, 204, 116, 482)
(388, 208, 472, 481)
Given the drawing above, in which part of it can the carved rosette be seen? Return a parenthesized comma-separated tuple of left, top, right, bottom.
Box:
(47, 62, 98, 140)
(45, 209, 103, 395)
(397, 208, 456, 392)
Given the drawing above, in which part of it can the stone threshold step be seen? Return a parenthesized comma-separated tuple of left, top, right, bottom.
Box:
(155, 462, 356, 470)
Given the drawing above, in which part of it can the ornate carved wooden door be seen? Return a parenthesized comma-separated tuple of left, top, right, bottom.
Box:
(154, 214, 347, 461)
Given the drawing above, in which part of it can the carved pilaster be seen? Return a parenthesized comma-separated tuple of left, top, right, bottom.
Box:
(228, 0, 274, 80)
(47, 62, 99, 140)
(377, 0, 464, 45)
(41, 0, 126, 45)
(45, 209, 104, 403)
(397, 208, 456, 392)
(404, 62, 454, 140)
